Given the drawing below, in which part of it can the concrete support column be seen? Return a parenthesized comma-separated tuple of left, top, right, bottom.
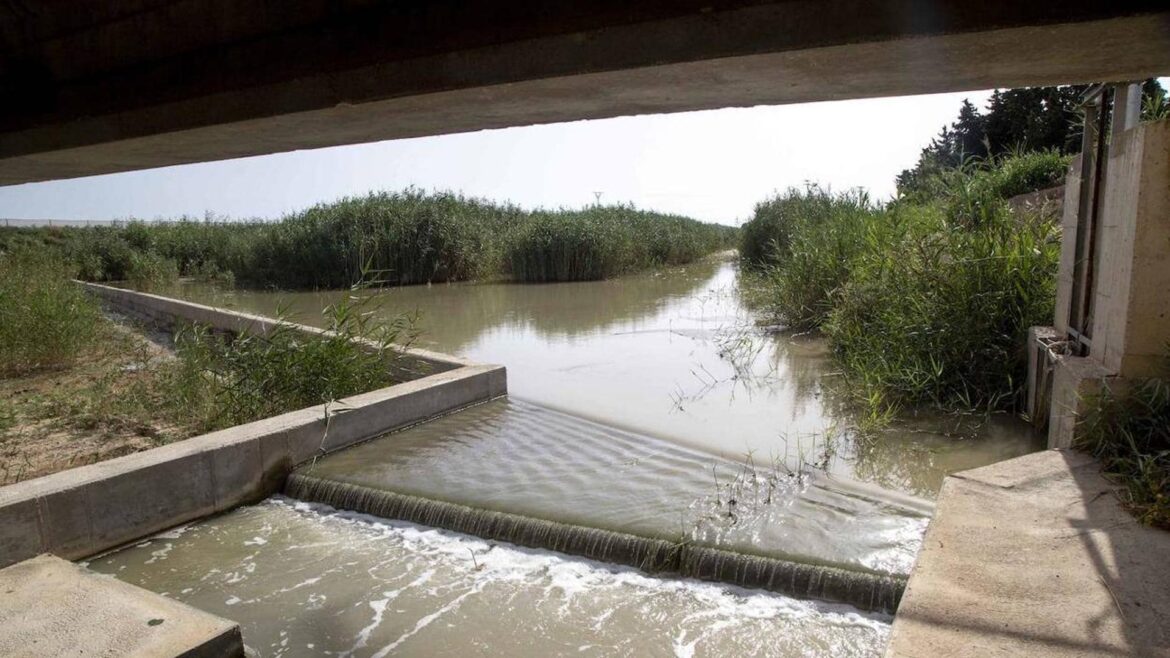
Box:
(1045, 119, 1170, 449)
(1089, 120, 1170, 378)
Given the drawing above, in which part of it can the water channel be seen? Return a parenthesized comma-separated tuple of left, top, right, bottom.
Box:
(91, 255, 1044, 656)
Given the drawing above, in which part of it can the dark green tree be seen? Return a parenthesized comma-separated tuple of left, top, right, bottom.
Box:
(897, 80, 1166, 198)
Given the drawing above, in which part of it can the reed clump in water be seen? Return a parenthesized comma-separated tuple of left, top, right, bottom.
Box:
(741, 152, 1064, 420)
(506, 205, 733, 282)
(284, 472, 906, 614)
(0, 190, 737, 288)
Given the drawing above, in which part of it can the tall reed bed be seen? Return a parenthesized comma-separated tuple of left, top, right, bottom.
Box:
(741, 153, 1064, 418)
(506, 206, 734, 282)
(0, 247, 101, 375)
(0, 190, 735, 289)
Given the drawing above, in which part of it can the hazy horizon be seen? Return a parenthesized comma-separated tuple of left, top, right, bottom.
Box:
(0, 90, 1003, 226)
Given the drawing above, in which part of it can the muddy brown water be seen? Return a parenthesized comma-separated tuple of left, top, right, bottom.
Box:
(95, 256, 1043, 656)
(158, 255, 1041, 499)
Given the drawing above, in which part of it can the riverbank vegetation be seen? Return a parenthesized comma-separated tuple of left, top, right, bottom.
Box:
(0, 190, 736, 289)
(1078, 376, 1170, 530)
(742, 151, 1066, 420)
(0, 247, 416, 483)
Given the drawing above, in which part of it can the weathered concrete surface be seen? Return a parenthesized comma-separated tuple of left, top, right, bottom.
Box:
(0, 554, 243, 657)
(1047, 355, 1114, 450)
(1, 3, 1169, 184)
(1089, 121, 1170, 379)
(886, 450, 1170, 657)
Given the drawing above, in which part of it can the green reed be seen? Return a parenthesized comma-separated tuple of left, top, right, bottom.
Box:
(0, 247, 101, 376)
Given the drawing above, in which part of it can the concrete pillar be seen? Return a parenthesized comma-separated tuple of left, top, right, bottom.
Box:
(1052, 155, 1083, 336)
(1044, 119, 1170, 448)
(1088, 120, 1170, 378)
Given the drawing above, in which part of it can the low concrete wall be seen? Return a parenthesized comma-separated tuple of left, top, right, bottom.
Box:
(0, 286, 506, 568)
(81, 281, 474, 374)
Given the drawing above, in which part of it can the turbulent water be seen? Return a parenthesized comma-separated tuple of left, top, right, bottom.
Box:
(87, 499, 894, 657)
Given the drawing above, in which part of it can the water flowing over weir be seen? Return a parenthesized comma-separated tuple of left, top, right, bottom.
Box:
(284, 474, 906, 615)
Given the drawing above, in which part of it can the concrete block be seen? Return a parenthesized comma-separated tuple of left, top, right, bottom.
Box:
(0, 499, 42, 569)
(285, 414, 332, 465)
(0, 555, 244, 657)
(1046, 355, 1112, 450)
(887, 450, 1170, 657)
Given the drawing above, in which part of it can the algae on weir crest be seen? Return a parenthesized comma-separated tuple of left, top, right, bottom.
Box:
(88, 497, 893, 657)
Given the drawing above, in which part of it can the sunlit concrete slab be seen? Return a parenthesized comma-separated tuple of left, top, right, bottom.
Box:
(2, 3, 1169, 184)
(886, 450, 1170, 657)
(0, 554, 243, 657)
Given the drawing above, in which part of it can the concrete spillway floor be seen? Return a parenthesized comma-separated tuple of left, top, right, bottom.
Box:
(295, 399, 929, 577)
(87, 498, 893, 657)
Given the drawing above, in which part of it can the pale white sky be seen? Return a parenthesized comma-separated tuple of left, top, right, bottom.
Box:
(0, 90, 997, 226)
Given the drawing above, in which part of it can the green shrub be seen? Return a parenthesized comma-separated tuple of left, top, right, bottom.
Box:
(939, 150, 1070, 227)
(125, 250, 179, 289)
(1077, 376, 1170, 529)
(739, 186, 870, 269)
(242, 190, 517, 288)
(747, 187, 876, 330)
(824, 203, 1059, 416)
(167, 292, 417, 431)
(0, 247, 101, 375)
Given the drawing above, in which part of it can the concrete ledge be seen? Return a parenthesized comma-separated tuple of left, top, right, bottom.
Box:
(886, 449, 1170, 657)
(0, 287, 507, 568)
(0, 554, 243, 657)
(79, 280, 476, 374)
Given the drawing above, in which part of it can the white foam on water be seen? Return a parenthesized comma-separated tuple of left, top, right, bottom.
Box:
(275, 496, 893, 630)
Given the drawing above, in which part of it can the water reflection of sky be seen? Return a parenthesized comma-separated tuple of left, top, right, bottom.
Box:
(158, 256, 1041, 498)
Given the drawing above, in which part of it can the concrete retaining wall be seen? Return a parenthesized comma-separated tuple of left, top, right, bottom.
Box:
(0, 286, 506, 568)
(81, 281, 474, 374)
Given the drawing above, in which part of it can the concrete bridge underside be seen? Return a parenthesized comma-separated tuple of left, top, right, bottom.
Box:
(1, 1, 1169, 185)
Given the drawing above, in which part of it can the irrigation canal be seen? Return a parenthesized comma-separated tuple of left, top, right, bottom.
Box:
(91, 255, 1043, 656)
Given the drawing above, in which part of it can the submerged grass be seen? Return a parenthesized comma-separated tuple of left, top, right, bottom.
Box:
(1077, 375, 1170, 530)
(742, 153, 1064, 419)
(0, 190, 736, 289)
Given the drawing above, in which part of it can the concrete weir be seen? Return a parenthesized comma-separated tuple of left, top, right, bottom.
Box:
(0, 285, 506, 569)
(285, 472, 907, 614)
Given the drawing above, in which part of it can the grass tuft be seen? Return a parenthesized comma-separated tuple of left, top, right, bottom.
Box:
(1077, 376, 1170, 530)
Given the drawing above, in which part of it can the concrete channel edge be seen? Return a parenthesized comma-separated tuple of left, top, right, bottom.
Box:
(0, 284, 507, 569)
